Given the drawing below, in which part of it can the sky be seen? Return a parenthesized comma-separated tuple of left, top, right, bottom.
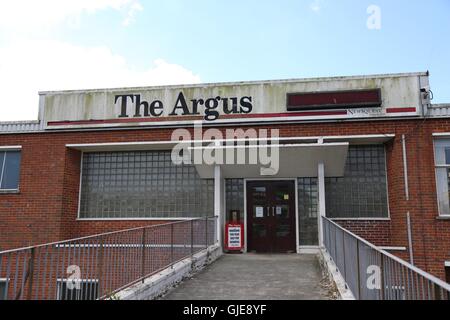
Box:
(0, 0, 449, 121)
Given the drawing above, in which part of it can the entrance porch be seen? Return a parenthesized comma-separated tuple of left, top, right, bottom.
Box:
(162, 254, 331, 300)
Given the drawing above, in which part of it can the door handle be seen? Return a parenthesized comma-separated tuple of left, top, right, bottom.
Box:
(272, 207, 275, 217)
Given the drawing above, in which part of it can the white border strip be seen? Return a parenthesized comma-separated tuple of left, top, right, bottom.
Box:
(432, 132, 450, 137)
(66, 134, 395, 150)
(379, 246, 407, 251)
(0, 146, 22, 150)
(330, 218, 390, 221)
(77, 217, 196, 221)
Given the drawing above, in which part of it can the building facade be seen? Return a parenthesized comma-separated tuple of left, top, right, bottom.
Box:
(1, 71, 450, 282)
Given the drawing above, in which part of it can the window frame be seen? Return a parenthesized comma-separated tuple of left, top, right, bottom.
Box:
(433, 139, 450, 217)
(0, 278, 10, 300)
(445, 263, 450, 284)
(76, 150, 215, 220)
(0, 146, 22, 192)
(325, 144, 390, 220)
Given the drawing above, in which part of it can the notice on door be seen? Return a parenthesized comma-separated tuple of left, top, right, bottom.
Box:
(276, 206, 282, 215)
(255, 206, 264, 218)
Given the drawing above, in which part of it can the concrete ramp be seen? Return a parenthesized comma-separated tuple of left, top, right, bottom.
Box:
(161, 254, 331, 300)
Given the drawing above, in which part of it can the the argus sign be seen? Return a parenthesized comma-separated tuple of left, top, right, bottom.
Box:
(115, 91, 253, 121)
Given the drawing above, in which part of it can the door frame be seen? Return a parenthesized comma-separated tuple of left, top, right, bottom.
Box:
(243, 178, 299, 253)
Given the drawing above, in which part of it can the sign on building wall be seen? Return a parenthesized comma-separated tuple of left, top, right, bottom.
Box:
(40, 73, 425, 129)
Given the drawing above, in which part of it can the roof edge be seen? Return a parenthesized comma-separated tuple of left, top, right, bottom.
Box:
(38, 71, 429, 96)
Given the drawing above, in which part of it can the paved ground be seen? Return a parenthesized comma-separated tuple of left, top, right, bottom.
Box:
(161, 253, 330, 300)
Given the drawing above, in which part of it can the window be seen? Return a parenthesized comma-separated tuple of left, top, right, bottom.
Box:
(325, 145, 389, 218)
(57, 279, 99, 300)
(0, 150, 21, 190)
(79, 151, 214, 218)
(434, 139, 450, 216)
(225, 179, 244, 223)
(298, 178, 318, 245)
(446, 266, 450, 284)
(0, 279, 9, 300)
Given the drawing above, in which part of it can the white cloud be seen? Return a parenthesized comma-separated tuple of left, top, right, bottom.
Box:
(310, 0, 323, 12)
(0, 40, 201, 121)
(0, 0, 201, 121)
(122, 2, 143, 26)
(0, 0, 143, 32)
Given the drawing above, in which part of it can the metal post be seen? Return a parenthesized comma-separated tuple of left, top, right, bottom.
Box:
(191, 219, 194, 256)
(356, 240, 361, 300)
(170, 224, 174, 268)
(342, 229, 346, 281)
(334, 225, 337, 262)
(406, 212, 414, 265)
(380, 254, 385, 300)
(318, 162, 326, 246)
(141, 228, 146, 282)
(97, 238, 104, 299)
(433, 283, 442, 300)
(26, 248, 35, 300)
(205, 217, 208, 249)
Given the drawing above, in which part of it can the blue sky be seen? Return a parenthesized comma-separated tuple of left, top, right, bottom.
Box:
(0, 0, 449, 120)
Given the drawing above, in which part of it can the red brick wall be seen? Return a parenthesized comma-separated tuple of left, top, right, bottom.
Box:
(1, 118, 450, 280)
(333, 220, 391, 247)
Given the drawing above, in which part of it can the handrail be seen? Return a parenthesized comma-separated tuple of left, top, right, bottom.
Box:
(0, 216, 215, 255)
(322, 216, 450, 299)
(323, 217, 450, 291)
(0, 216, 217, 300)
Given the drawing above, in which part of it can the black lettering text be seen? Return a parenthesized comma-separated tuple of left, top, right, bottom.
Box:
(133, 95, 149, 117)
(191, 99, 204, 115)
(239, 96, 253, 114)
(150, 100, 164, 117)
(115, 94, 135, 118)
(204, 97, 220, 121)
(223, 97, 238, 114)
(170, 92, 191, 115)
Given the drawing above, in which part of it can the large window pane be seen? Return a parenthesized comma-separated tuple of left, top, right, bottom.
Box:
(79, 151, 214, 218)
(325, 145, 388, 218)
(435, 167, 450, 215)
(298, 178, 318, 245)
(445, 148, 450, 164)
(0, 152, 4, 181)
(225, 179, 244, 223)
(0, 281, 7, 300)
(0, 150, 21, 190)
(434, 139, 450, 216)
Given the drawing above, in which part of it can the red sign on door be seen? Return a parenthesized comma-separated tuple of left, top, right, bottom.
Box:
(225, 223, 244, 251)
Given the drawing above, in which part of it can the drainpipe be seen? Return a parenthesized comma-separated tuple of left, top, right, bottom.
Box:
(402, 134, 410, 202)
(406, 212, 414, 265)
(402, 134, 414, 265)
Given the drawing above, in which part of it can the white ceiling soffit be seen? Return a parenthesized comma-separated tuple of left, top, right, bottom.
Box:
(190, 143, 349, 179)
(323, 134, 395, 145)
(65, 134, 393, 152)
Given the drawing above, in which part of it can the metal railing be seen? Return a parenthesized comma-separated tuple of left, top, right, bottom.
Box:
(322, 217, 450, 300)
(0, 216, 217, 300)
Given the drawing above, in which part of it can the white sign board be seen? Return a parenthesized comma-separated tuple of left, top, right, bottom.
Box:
(40, 73, 424, 130)
(227, 226, 242, 249)
(255, 206, 264, 218)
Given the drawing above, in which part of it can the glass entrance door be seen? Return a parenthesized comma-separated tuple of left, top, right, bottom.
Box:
(246, 180, 296, 253)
